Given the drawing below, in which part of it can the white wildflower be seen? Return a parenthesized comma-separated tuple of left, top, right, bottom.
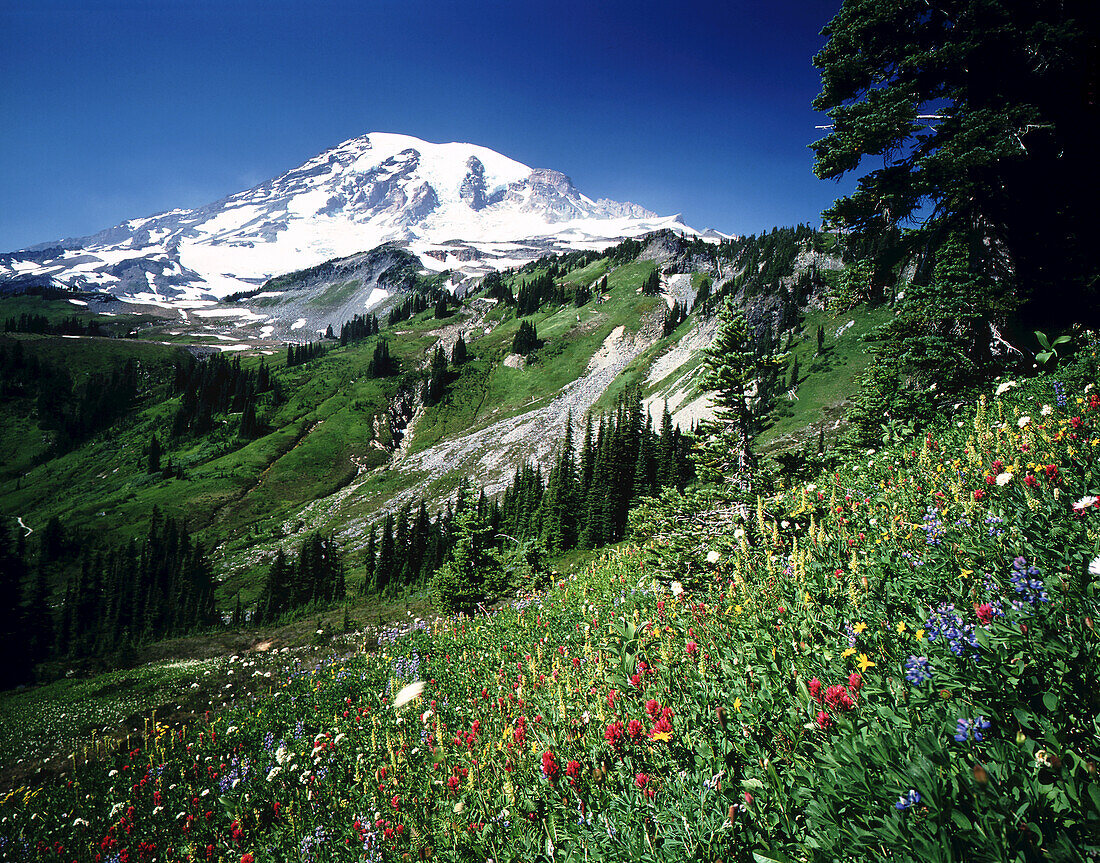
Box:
(1041, 404, 1053, 416)
(1089, 556, 1100, 577)
(1017, 416, 1031, 427)
(995, 380, 1018, 396)
(670, 581, 685, 597)
(1073, 495, 1097, 511)
(996, 472, 1013, 486)
(705, 550, 721, 565)
(393, 680, 425, 709)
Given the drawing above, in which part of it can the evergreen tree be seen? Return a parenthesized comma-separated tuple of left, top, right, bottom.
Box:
(511, 320, 539, 355)
(429, 489, 499, 615)
(148, 435, 162, 474)
(813, 0, 1097, 327)
(695, 302, 780, 492)
(451, 334, 467, 365)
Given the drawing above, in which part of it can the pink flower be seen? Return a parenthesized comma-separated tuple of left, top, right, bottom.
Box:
(809, 677, 823, 703)
(816, 710, 833, 730)
(627, 719, 645, 742)
(686, 640, 698, 657)
(645, 699, 660, 720)
(604, 722, 624, 748)
(847, 672, 863, 693)
(975, 603, 993, 624)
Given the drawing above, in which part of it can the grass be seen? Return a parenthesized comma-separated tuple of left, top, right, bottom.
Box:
(756, 304, 892, 450)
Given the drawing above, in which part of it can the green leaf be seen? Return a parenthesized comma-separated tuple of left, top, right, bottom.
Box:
(1042, 692, 1058, 712)
(1088, 784, 1100, 813)
(951, 810, 972, 832)
(752, 851, 795, 863)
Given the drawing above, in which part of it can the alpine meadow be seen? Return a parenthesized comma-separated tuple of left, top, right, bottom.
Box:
(1, 1, 1098, 862)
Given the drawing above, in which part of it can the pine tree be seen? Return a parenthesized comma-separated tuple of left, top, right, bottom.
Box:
(148, 435, 162, 474)
(451, 334, 467, 365)
(429, 489, 498, 615)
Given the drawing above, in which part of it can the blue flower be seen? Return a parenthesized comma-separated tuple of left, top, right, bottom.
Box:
(1009, 557, 1048, 607)
(954, 716, 990, 743)
(904, 655, 932, 686)
(895, 789, 921, 811)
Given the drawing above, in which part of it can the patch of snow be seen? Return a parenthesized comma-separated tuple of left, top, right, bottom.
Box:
(290, 318, 307, 330)
(364, 287, 389, 309)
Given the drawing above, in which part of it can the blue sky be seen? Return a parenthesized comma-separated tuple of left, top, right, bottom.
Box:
(0, 0, 851, 251)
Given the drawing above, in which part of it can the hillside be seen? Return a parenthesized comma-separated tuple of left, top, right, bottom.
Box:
(0, 227, 845, 603)
(2, 354, 1097, 861)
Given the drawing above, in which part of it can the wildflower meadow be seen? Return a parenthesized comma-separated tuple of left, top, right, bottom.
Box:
(2, 370, 1099, 861)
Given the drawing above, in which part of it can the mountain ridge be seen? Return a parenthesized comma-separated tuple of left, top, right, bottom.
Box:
(1, 133, 707, 307)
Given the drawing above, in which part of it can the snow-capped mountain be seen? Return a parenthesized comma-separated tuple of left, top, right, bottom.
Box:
(0, 133, 699, 307)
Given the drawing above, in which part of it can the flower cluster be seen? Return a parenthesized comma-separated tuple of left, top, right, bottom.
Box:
(1009, 557, 1049, 607)
(926, 603, 979, 658)
(954, 716, 991, 743)
(903, 656, 932, 686)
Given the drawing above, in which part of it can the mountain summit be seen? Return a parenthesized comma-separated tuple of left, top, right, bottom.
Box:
(1, 133, 697, 305)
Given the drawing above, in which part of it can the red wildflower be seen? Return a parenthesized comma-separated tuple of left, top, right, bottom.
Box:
(566, 760, 582, 780)
(847, 672, 863, 693)
(627, 719, 645, 742)
(975, 603, 993, 624)
(541, 750, 559, 782)
(241, 855, 254, 863)
(686, 640, 698, 657)
(604, 722, 624, 749)
(816, 710, 833, 729)
(809, 677, 823, 703)
(824, 684, 855, 711)
(645, 699, 660, 720)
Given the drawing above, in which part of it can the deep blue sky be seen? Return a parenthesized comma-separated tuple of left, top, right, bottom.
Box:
(0, 0, 852, 251)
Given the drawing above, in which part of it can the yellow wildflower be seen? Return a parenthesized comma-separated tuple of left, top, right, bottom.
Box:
(896, 621, 906, 634)
(733, 697, 742, 713)
(842, 647, 856, 658)
(853, 622, 867, 635)
(857, 653, 875, 672)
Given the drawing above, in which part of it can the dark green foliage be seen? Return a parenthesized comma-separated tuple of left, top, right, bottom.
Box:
(641, 269, 661, 296)
(515, 272, 562, 316)
(433, 295, 450, 319)
(171, 354, 275, 438)
(450, 334, 467, 366)
(425, 346, 449, 405)
(0, 343, 145, 452)
(695, 302, 786, 489)
(3, 313, 108, 337)
(338, 313, 380, 346)
(386, 284, 449, 326)
(285, 340, 326, 368)
(147, 435, 162, 474)
(429, 488, 499, 615)
(511, 320, 539, 356)
(0, 523, 32, 688)
(848, 234, 1011, 443)
(366, 339, 394, 378)
(480, 271, 514, 305)
(813, 0, 1098, 327)
(35, 508, 220, 663)
(662, 301, 686, 337)
(256, 532, 344, 623)
(692, 277, 711, 310)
